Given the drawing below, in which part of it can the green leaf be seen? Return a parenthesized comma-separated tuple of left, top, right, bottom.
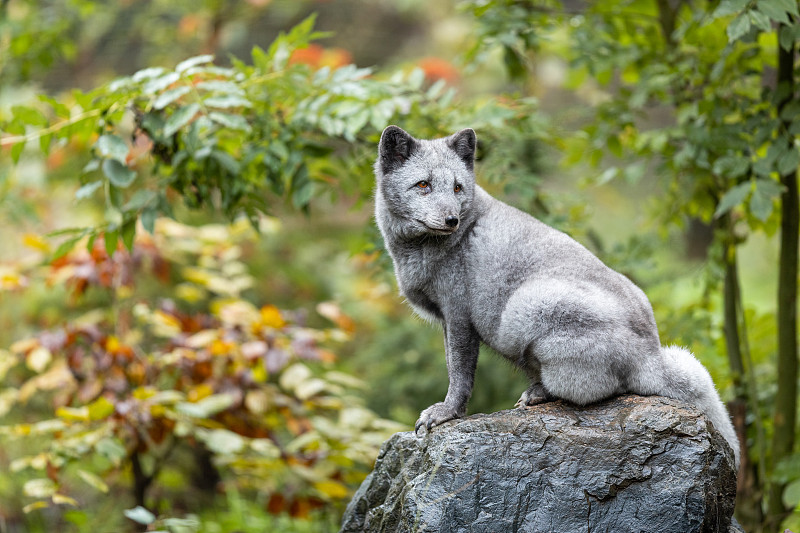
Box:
(199, 429, 246, 455)
(78, 470, 109, 494)
(195, 80, 245, 95)
(102, 159, 137, 188)
(607, 134, 623, 157)
(502, 45, 527, 80)
(96, 134, 129, 163)
(75, 181, 103, 200)
(596, 167, 619, 185)
(152, 86, 191, 110)
(784, 479, 800, 508)
(141, 206, 157, 234)
(176, 54, 214, 73)
(715, 182, 751, 218)
(124, 506, 156, 525)
(748, 9, 773, 32)
(778, 147, 800, 175)
(713, 154, 750, 178)
(408, 68, 425, 90)
(776, 0, 800, 16)
(779, 24, 796, 51)
(132, 67, 166, 82)
(143, 72, 180, 95)
(39, 132, 52, 155)
(712, 0, 749, 19)
(12, 105, 48, 127)
(203, 95, 252, 109)
(176, 393, 235, 418)
(211, 150, 240, 175)
(95, 438, 126, 466)
(252, 46, 269, 71)
(756, 1, 791, 24)
(727, 13, 751, 42)
(121, 219, 136, 251)
(751, 180, 779, 221)
(38, 94, 70, 118)
(164, 103, 200, 137)
(11, 139, 25, 164)
(104, 229, 119, 257)
(756, 178, 787, 197)
(86, 232, 97, 253)
(122, 190, 157, 211)
(52, 235, 84, 260)
(209, 111, 252, 132)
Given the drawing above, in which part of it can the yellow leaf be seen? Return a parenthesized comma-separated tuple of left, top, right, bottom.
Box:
(209, 339, 231, 356)
(313, 480, 349, 499)
(23, 233, 51, 252)
(175, 283, 205, 303)
(152, 310, 183, 337)
(52, 493, 79, 506)
(251, 363, 267, 383)
(182, 266, 212, 285)
(56, 406, 89, 422)
(132, 386, 156, 400)
(87, 397, 115, 420)
(260, 305, 285, 329)
(187, 383, 214, 402)
(23, 501, 49, 514)
(0, 266, 27, 290)
(105, 336, 121, 353)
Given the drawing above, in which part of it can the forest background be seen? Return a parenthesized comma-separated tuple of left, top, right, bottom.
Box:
(1, 0, 799, 531)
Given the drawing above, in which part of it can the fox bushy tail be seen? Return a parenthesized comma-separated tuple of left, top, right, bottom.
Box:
(653, 346, 740, 469)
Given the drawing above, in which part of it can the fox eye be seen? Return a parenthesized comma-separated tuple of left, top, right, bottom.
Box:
(416, 181, 430, 189)
(454, 183, 463, 193)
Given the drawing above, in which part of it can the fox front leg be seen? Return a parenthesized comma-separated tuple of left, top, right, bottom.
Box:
(415, 323, 479, 434)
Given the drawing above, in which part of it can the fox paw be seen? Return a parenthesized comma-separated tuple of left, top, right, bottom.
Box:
(415, 402, 462, 434)
(515, 384, 552, 408)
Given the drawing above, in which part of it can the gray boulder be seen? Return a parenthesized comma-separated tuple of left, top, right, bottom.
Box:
(340, 395, 738, 533)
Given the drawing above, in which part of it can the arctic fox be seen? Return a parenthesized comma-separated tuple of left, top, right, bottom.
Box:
(374, 125, 740, 469)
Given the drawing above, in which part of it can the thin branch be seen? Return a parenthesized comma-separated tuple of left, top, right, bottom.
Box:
(0, 109, 102, 147)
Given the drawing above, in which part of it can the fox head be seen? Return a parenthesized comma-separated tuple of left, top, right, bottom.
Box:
(375, 126, 477, 240)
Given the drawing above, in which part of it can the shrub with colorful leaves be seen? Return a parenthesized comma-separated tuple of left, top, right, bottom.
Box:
(0, 217, 403, 526)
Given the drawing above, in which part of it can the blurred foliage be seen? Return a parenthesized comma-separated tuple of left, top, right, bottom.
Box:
(1, 11, 543, 257)
(0, 217, 403, 530)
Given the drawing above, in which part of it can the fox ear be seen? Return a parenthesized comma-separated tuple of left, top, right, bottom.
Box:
(379, 126, 418, 174)
(447, 128, 476, 171)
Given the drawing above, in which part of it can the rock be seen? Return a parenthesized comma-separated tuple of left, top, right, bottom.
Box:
(340, 395, 738, 533)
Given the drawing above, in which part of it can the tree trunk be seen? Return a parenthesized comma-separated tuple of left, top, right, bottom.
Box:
(724, 236, 765, 529)
(768, 27, 799, 526)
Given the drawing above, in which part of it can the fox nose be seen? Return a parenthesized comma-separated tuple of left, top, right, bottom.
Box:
(445, 216, 459, 228)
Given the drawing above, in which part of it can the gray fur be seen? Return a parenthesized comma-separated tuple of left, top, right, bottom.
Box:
(374, 126, 740, 469)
